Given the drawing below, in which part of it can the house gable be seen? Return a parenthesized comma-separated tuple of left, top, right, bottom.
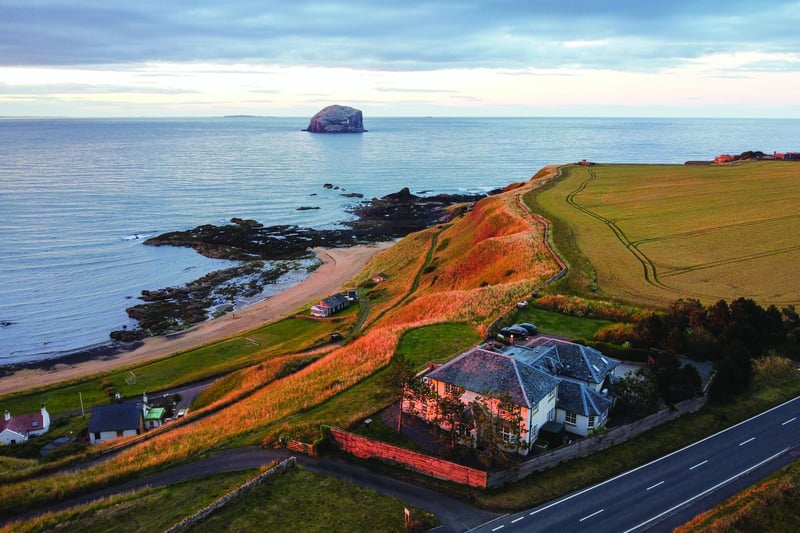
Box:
(557, 379, 612, 418)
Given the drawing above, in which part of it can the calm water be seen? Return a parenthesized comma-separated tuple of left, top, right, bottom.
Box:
(1, 116, 798, 365)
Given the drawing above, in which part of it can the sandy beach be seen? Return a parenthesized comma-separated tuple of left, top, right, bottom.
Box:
(0, 243, 392, 397)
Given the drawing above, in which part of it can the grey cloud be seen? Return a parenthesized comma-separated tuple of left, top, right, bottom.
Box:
(0, 1, 798, 72)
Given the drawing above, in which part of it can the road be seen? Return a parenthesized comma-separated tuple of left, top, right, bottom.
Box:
(10, 447, 498, 533)
(468, 396, 800, 532)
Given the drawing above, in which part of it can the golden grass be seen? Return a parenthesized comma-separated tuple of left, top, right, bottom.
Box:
(0, 176, 563, 515)
(535, 162, 800, 307)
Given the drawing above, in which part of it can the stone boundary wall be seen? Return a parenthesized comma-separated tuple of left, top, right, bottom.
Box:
(488, 395, 708, 487)
(164, 457, 296, 532)
(330, 428, 488, 488)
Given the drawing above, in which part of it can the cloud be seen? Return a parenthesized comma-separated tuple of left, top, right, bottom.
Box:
(1, 1, 798, 73)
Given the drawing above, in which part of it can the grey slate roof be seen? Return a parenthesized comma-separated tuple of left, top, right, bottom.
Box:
(323, 293, 349, 307)
(426, 347, 558, 408)
(88, 403, 142, 433)
(556, 379, 613, 417)
(523, 337, 620, 385)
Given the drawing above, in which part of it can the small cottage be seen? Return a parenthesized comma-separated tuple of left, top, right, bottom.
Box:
(310, 293, 352, 318)
(0, 405, 51, 445)
(88, 403, 144, 445)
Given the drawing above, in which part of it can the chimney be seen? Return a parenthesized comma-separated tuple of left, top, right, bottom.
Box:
(41, 404, 51, 430)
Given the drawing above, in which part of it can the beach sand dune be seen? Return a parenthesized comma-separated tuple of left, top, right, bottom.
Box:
(0, 243, 392, 397)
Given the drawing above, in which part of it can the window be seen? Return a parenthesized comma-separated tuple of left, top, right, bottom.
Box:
(500, 424, 517, 445)
(444, 383, 463, 396)
(530, 424, 538, 440)
(547, 408, 555, 422)
(457, 424, 472, 440)
(532, 400, 539, 415)
(588, 416, 596, 429)
(565, 412, 577, 426)
(421, 399, 428, 416)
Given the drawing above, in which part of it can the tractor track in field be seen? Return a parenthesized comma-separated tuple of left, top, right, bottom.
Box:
(662, 244, 800, 278)
(565, 169, 681, 296)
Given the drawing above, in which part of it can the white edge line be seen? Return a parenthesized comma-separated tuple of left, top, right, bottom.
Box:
(526, 395, 800, 518)
(579, 508, 604, 522)
(470, 395, 800, 532)
(622, 447, 790, 533)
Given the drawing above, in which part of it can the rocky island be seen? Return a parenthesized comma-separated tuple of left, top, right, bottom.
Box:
(303, 104, 367, 133)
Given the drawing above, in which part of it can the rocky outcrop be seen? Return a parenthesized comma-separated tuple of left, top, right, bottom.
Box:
(304, 105, 367, 133)
(144, 188, 486, 261)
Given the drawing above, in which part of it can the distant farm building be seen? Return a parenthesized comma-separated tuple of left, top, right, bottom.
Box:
(0, 406, 50, 445)
(713, 154, 736, 164)
(774, 151, 800, 160)
(310, 292, 357, 318)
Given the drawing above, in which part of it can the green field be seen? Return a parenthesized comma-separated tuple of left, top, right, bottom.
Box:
(532, 162, 800, 308)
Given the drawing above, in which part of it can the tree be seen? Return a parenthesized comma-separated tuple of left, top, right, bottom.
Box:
(609, 369, 661, 417)
(382, 354, 424, 433)
(434, 386, 473, 449)
(470, 392, 526, 467)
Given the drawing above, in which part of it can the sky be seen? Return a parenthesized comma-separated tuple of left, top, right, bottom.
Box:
(1, 1, 799, 118)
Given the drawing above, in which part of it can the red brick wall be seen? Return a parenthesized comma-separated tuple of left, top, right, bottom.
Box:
(330, 428, 487, 488)
(287, 440, 316, 456)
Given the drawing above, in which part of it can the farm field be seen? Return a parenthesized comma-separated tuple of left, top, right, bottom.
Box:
(533, 162, 800, 308)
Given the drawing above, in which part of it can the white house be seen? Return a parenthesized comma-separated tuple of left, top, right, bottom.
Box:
(405, 337, 620, 451)
(310, 293, 352, 318)
(88, 403, 144, 445)
(0, 405, 51, 445)
(405, 346, 560, 455)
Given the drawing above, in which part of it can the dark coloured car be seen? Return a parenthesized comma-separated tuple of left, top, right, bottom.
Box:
(517, 322, 538, 335)
(500, 325, 528, 338)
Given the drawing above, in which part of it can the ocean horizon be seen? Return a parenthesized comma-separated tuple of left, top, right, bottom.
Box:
(2, 116, 798, 366)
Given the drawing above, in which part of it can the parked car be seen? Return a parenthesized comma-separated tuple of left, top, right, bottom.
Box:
(500, 325, 528, 338)
(517, 322, 538, 335)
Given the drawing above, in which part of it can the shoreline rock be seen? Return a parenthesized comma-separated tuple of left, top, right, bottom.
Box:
(121, 188, 485, 339)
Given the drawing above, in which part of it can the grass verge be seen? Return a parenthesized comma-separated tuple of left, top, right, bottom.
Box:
(0, 470, 256, 533)
(184, 467, 437, 533)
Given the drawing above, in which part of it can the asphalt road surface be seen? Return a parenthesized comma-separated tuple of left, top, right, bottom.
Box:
(468, 396, 800, 533)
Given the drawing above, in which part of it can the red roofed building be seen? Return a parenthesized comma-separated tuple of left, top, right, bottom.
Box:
(1, 406, 51, 445)
(714, 154, 736, 164)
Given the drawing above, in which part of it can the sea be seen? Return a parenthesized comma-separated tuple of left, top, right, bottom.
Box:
(1, 116, 798, 366)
